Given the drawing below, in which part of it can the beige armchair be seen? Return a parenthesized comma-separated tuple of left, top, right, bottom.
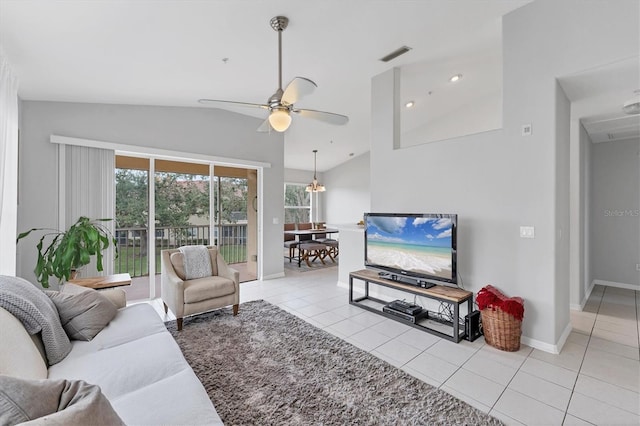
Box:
(161, 246, 239, 331)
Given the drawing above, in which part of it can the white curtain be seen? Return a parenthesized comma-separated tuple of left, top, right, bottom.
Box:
(62, 145, 116, 277)
(0, 48, 19, 275)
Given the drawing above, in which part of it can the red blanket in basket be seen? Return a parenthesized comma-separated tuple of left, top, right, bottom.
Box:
(477, 285, 524, 321)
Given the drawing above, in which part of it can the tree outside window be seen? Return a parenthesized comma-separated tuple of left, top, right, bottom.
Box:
(284, 183, 310, 223)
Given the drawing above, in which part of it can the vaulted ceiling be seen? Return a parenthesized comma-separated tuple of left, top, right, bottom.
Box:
(0, 0, 537, 171)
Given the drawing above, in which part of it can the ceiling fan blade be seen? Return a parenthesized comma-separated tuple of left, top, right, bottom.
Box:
(281, 77, 317, 105)
(293, 108, 349, 126)
(198, 99, 269, 110)
(257, 118, 272, 133)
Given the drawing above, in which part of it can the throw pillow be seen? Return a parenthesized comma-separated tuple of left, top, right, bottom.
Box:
(0, 375, 124, 426)
(170, 247, 219, 281)
(46, 287, 117, 341)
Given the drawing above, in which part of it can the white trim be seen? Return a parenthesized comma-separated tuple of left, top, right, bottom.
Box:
(593, 279, 640, 291)
(50, 135, 271, 169)
(570, 280, 596, 311)
(148, 159, 156, 299)
(257, 168, 264, 281)
(521, 321, 572, 355)
(262, 272, 285, 280)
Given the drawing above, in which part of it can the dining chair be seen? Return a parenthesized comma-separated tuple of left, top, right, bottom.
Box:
(284, 223, 298, 262)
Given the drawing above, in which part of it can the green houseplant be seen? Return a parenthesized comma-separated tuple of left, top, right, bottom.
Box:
(17, 216, 118, 288)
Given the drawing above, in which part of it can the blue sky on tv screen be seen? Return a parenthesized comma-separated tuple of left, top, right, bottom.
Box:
(366, 216, 452, 248)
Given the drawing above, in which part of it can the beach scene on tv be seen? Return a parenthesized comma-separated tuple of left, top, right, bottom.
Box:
(366, 216, 453, 280)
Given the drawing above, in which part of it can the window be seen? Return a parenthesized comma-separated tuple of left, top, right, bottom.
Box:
(284, 183, 311, 223)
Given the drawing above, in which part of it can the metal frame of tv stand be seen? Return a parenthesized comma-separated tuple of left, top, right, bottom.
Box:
(349, 269, 473, 343)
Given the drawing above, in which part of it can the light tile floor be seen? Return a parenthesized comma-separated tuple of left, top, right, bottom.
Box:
(146, 267, 640, 426)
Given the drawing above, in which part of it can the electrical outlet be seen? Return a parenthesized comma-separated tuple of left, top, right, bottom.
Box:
(636, 263, 640, 272)
(522, 124, 533, 136)
(520, 226, 535, 238)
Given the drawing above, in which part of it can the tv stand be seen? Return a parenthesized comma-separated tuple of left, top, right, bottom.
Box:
(349, 269, 473, 343)
(377, 272, 435, 289)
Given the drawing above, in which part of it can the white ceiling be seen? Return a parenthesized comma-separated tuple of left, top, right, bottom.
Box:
(558, 56, 640, 144)
(0, 0, 535, 172)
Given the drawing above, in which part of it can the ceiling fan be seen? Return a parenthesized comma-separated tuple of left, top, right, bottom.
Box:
(198, 16, 349, 133)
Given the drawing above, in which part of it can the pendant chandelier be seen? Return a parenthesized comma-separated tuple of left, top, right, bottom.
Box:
(305, 149, 326, 192)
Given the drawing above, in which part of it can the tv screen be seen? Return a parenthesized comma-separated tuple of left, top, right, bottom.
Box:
(364, 213, 457, 285)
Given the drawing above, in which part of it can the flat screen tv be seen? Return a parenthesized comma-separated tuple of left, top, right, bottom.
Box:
(364, 213, 457, 285)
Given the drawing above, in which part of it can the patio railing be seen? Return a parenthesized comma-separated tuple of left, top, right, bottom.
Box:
(115, 224, 247, 277)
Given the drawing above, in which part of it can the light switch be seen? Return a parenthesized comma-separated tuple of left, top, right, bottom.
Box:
(520, 226, 535, 238)
(273, 217, 279, 225)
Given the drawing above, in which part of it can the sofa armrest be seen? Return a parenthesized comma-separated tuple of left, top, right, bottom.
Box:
(99, 289, 127, 309)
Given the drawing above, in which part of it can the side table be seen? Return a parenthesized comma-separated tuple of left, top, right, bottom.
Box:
(68, 273, 132, 290)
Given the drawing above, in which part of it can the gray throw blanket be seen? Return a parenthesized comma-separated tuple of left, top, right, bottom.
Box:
(0, 275, 71, 365)
(179, 245, 212, 280)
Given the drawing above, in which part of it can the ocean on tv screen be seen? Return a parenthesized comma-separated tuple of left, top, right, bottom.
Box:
(366, 216, 452, 279)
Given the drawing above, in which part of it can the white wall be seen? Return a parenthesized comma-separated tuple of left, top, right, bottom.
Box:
(17, 101, 285, 281)
(370, 0, 640, 351)
(554, 81, 571, 343)
(589, 138, 640, 288)
(570, 122, 593, 308)
(323, 152, 370, 226)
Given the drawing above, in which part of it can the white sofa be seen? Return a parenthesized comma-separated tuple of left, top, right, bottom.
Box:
(0, 285, 223, 425)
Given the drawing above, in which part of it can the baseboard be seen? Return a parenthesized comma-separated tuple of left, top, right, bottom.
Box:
(262, 271, 285, 280)
(594, 279, 640, 291)
(521, 321, 571, 354)
(570, 281, 596, 311)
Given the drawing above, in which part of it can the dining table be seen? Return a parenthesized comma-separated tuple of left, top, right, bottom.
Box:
(285, 228, 339, 267)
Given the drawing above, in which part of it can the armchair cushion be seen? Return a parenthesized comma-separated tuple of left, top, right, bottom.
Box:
(170, 249, 219, 281)
(183, 276, 236, 304)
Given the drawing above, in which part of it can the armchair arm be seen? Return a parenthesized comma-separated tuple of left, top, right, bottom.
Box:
(216, 253, 240, 294)
(161, 250, 186, 317)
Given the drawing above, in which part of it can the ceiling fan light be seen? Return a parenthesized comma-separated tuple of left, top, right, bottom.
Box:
(268, 109, 291, 132)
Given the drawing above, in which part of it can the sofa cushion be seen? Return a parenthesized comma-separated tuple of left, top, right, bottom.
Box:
(48, 332, 190, 400)
(110, 368, 222, 426)
(46, 287, 117, 341)
(170, 248, 219, 280)
(183, 276, 235, 304)
(0, 375, 124, 426)
(0, 307, 48, 380)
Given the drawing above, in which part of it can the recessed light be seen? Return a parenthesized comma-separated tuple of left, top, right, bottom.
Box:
(405, 101, 415, 108)
(449, 74, 462, 83)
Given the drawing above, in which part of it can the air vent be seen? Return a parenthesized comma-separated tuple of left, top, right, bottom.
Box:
(380, 46, 412, 62)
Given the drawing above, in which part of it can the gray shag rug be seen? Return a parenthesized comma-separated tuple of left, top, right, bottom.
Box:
(166, 300, 501, 426)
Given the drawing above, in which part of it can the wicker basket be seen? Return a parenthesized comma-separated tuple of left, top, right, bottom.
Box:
(480, 307, 522, 351)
